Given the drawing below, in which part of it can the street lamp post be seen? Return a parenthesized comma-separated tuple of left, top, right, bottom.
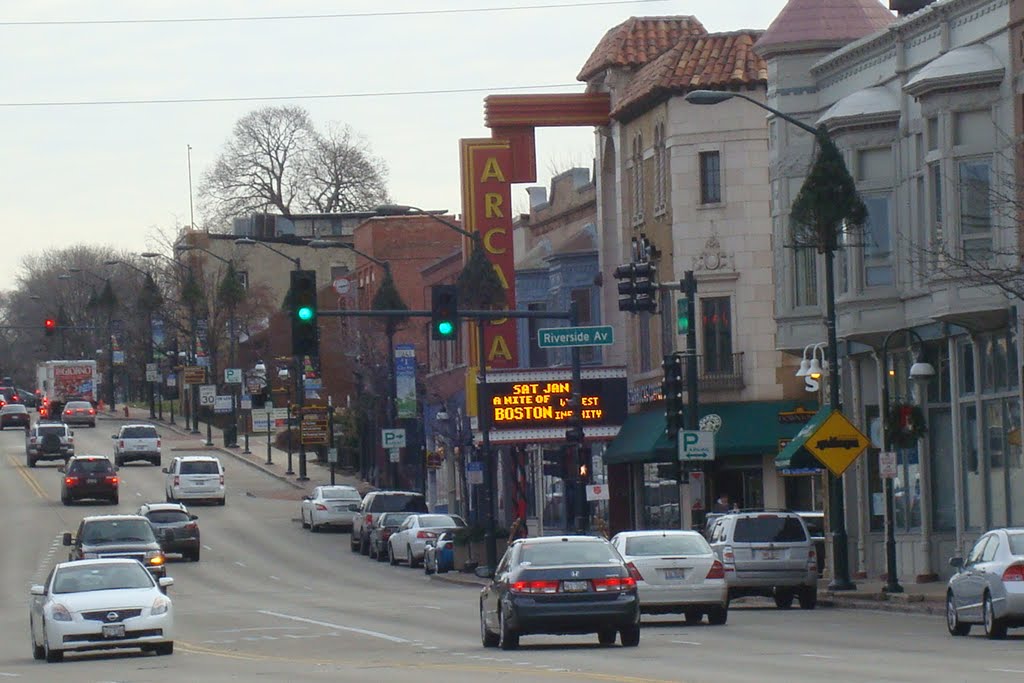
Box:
(879, 330, 935, 594)
(686, 89, 857, 590)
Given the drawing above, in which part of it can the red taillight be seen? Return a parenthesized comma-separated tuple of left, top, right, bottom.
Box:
(119, 441, 125, 449)
(157, 439, 161, 448)
(184, 522, 198, 531)
(64, 477, 77, 486)
(365, 514, 373, 525)
(88, 408, 95, 415)
(106, 476, 119, 486)
(382, 530, 393, 540)
(417, 530, 438, 539)
(1003, 564, 1024, 582)
(64, 410, 72, 415)
(807, 548, 817, 569)
(706, 560, 726, 580)
(511, 580, 560, 594)
(443, 542, 454, 550)
(315, 503, 328, 511)
(173, 476, 180, 486)
(625, 562, 644, 582)
(722, 546, 735, 567)
(592, 577, 637, 592)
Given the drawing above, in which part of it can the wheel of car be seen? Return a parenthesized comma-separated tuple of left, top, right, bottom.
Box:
(350, 533, 360, 552)
(597, 628, 617, 646)
(360, 535, 370, 556)
(797, 587, 817, 610)
(43, 632, 63, 663)
(376, 544, 388, 563)
(27, 456, 37, 468)
(498, 608, 519, 651)
(389, 541, 399, 566)
(983, 592, 1007, 640)
(707, 606, 728, 626)
(684, 610, 703, 624)
(301, 513, 309, 529)
(152, 458, 160, 467)
(619, 624, 640, 647)
(110, 494, 119, 505)
(480, 604, 499, 648)
(946, 593, 970, 636)
(217, 497, 226, 506)
(60, 493, 70, 506)
(424, 557, 434, 575)
(115, 456, 123, 467)
(407, 545, 420, 568)
(773, 590, 795, 609)
(190, 547, 201, 562)
(154, 642, 174, 656)
(311, 521, 320, 533)
(31, 620, 45, 660)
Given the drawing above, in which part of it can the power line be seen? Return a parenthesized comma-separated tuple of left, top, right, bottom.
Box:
(0, 1, 669, 27)
(0, 83, 583, 108)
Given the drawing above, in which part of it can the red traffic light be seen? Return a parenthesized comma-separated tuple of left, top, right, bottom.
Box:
(44, 318, 57, 336)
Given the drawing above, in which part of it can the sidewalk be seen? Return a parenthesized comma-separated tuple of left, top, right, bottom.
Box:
(99, 405, 369, 498)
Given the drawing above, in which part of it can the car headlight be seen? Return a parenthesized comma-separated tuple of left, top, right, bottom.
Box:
(151, 595, 171, 616)
(145, 551, 165, 566)
(50, 604, 72, 622)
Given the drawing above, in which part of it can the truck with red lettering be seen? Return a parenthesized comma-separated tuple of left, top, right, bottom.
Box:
(36, 361, 98, 419)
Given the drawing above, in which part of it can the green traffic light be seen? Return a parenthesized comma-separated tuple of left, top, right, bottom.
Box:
(437, 320, 454, 337)
(297, 306, 314, 322)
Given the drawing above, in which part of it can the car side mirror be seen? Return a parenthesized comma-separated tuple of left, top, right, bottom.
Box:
(302, 496, 311, 501)
(474, 566, 495, 579)
(161, 468, 168, 474)
(57, 466, 65, 473)
(190, 515, 198, 521)
(949, 556, 964, 570)
(347, 503, 359, 512)
(111, 434, 118, 439)
(62, 532, 73, 546)
(158, 576, 174, 594)
(30, 585, 45, 596)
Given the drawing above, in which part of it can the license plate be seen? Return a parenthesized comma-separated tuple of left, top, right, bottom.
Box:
(760, 550, 777, 560)
(562, 580, 589, 592)
(87, 478, 97, 484)
(102, 624, 125, 639)
(663, 569, 687, 580)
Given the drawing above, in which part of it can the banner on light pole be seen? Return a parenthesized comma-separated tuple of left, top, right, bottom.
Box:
(395, 344, 417, 419)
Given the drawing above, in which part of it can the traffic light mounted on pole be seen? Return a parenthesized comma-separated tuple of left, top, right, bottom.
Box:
(44, 318, 57, 337)
(430, 284, 459, 340)
(613, 262, 658, 313)
(289, 270, 319, 357)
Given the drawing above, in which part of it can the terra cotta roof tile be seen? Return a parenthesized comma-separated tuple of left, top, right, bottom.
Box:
(611, 30, 767, 121)
(754, 0, 895, 55)
(577, 15, 707, 81)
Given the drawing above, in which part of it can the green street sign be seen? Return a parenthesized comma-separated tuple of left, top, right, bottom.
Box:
(537, 325, 614, 349)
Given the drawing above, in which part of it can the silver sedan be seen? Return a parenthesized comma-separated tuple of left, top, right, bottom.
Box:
(946, 528, 1024, 639)
(300, 486, 362, 532)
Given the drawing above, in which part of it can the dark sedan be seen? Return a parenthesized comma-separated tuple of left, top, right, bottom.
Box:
(0, 403, 30, 430)
(60, 456, 118, 505)
(138, 502, 201, 562)
(478, 536, 640, 650)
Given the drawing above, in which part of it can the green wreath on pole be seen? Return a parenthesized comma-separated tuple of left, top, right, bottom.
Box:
(887, 402, 927, 449)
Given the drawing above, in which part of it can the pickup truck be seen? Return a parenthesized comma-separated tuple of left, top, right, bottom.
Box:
(112, 424, 162, 466)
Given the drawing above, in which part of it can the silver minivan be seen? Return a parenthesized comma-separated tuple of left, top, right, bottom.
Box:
(707, 511, 818, 609)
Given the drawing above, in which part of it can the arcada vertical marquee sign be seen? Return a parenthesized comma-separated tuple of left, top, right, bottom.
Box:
(460, 138, 518, 369)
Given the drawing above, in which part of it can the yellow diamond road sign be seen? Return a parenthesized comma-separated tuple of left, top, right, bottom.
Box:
(803, 410, 871, 477)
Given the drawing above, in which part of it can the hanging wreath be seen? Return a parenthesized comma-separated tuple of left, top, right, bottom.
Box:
(886, 402, 927, 449)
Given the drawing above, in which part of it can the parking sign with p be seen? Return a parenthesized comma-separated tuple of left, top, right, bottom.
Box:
(679, 430, 715, 461)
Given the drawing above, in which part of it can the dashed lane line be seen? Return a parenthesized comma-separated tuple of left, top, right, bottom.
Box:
(258, 609, 409, 643)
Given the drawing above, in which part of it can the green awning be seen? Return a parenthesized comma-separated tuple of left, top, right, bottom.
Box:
(774, 407, 832, 470)
(602, 409, 676, 465)
(603, 401, 818, 467)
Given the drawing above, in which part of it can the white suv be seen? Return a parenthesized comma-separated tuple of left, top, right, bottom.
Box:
(113, 424, 162, 466)
(163, 456, 225, 505)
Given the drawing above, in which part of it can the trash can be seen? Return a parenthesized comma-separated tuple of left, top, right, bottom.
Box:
(223, 425, 238, 448)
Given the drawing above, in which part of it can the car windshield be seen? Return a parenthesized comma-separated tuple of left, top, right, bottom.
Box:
(733, 516, 807, 543)
(373, 495, 428, 513)
(53, 563, 154, 594)
(38, 426, 66, 437)
(66, 402, 92, 410)
(180, 461, 219, 475)
(1008, 533, 1024, 556)
(122, 426, 158, 438)
(416, 515, 465, 528)
(624, 534, 711, 557)
(2, 404, 27, 414)
(520, 541, 620, 566)
(69, 459, 114, 475)
(379, 512, 415, 527)
(322, 488, 360, 501)
(147, 510, 190, 524)
(81, 520, 156, 544)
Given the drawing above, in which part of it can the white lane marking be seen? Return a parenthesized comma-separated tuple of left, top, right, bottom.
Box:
(0, 673, 20, 678)
(136, 491, 142, 496)
(671, 640, 702, 645)
(801, 654, 839, 660)
(218, 626, 307, 633)
(269, 575, 281, 581)
(989, 669, 1024, 674)
(302, 585, 313, 591)
(259, 610, 408, 644)
(234, 561, 246, 567)
(420, 605, 442, 610)
(203, 544, 212, 550)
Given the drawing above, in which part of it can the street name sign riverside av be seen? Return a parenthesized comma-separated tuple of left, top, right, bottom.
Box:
(537, 325, 614, 349)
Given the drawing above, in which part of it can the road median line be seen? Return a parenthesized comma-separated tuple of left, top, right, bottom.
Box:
(8, 454, 47, 499)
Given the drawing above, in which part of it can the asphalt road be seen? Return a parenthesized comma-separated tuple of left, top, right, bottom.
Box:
(0, 420, 1022, 682)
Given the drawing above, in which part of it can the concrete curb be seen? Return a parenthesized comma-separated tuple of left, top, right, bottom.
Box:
(428, 573, 488, 588)
(818, 592, 944, 616)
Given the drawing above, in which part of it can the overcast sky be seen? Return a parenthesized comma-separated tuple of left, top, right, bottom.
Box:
(0, 0, 793, 288)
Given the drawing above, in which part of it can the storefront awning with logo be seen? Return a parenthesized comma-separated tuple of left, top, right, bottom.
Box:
(603, 401, 818, 466)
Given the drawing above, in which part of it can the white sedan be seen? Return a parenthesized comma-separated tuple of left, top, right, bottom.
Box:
(610, 530, 728, 624)
(300, 485, 362, 532)
(388, 514, 466, 568)
(30, 559, 175, 662)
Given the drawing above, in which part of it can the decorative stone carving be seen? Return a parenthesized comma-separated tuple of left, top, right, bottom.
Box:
(694, 234, 732, 272)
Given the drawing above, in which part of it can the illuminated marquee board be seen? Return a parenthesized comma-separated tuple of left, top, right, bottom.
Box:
(484, 376, 627, 430)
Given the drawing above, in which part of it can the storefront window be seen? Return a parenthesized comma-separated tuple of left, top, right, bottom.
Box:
(929, 408, 955, 531)
(867, 410, 883, 532)
(961, 403, 983, 529)
(641, 463, 679, 530)
(894, 446, 921, 531)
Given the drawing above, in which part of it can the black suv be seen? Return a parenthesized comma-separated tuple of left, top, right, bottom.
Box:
(350, 491, 428, 555)
(138, 502, 201, 562)
(60, 455, 119, 505)
(63, 514, 167, 577)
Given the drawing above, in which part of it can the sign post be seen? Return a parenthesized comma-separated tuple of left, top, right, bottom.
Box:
(536, 325, 614, 349)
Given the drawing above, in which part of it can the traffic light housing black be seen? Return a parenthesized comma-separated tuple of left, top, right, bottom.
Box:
(44, 318, 56, 337)
(289, 270, 318, 357)
(676, 296, 690, 335)
(662, 353, 684, 438)
(565, 422, 584, 446)
(613, 262, 658, 313)
(431, 284, 459, 341)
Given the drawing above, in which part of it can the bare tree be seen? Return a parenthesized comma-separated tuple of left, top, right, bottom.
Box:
(199, 107, 390, 230)
(300, 124, 390, 213)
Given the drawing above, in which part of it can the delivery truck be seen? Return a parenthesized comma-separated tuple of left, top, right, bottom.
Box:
(36, 360, 98, 419)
